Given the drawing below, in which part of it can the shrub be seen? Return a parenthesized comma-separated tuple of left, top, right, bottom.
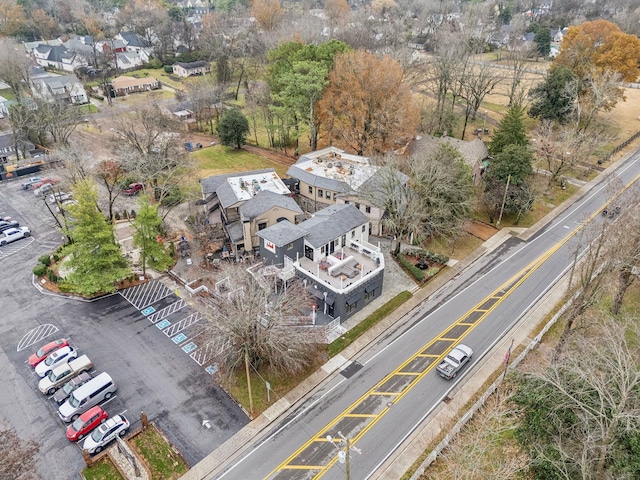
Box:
(163, 65, 173, 73)
(48, 270, 58, 283)
(52, 253, 60, 262)
(147, 58, 162, 68)
(397, 254, 425, 282)
(33, 264, 47, 276)
(58, 282, 73, 293)
(160, 187, 183, 207)
(114, 211, 121, 220)
(130, 209, 137, 218)
(425, 267, 440, 278)
(38, 255, 52, 267)
(169, 242, 175, 258)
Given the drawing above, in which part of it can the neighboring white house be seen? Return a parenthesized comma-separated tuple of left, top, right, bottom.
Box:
(0, 96, 10, 118)
(31, 44, 87, 72)
(172, 61, 211, 78)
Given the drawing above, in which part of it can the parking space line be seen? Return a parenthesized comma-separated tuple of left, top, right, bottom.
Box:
(119, 281, 172, 310)
(17, 324, 60, 352)
(163, 312, 201, 337)
(147, 299, 187, 324)
(190, 342, 214, 366)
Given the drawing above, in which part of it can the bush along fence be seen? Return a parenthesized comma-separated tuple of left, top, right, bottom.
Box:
(599, 130, 640, 165)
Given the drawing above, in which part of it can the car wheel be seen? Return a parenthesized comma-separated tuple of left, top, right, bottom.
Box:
(47, 388, 55, 395)
(71, 414, 79, 422)
(452, 372, 457, 378)
(104, 392, 113, 400)
(0, 241, 5, 246)
(119, 428, 128, 437)
(100, 417, 107, 424)
(77, 433, 84, 441)
(24, 232, 31, 237)
(94, 446, 102, 454)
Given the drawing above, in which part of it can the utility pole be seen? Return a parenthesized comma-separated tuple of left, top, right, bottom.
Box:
(326, 432, 362, 480)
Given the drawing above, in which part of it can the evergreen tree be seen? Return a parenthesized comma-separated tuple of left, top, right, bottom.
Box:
(532, 25, 551, 59)
(489, 104, 528, 156)
(133, 195, 172, 276)
(486, 144, 534, 185)
(63, 179, 130, 295)
(528, 65, 577, 124)
(218, 109, 250, 149)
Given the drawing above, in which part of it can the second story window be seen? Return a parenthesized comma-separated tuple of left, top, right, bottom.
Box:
(365, 206, 371, 214)
(308, 186, 313, 194)
(258, 222, 267, 230)
(318, 189, 323, 197)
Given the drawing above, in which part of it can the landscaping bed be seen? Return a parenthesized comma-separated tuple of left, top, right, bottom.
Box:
(82, 457, 125, 480)
(396, 249, 449, 284)
(131, 424, 188, 480)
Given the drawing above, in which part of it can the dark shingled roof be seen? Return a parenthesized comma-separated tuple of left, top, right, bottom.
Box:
(239, 190, 301, 220)
(257, 220, 307, 247)
(300, 204, 368, 248)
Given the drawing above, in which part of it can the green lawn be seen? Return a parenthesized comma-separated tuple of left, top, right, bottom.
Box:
(0, 88, 15, 101)
(83, 458, 125, 480)
(132, 426, 188, 480)
(193, 144, 287, 177)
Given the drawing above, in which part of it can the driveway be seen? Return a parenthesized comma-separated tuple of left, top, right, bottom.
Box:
(0, 177, 248, 478)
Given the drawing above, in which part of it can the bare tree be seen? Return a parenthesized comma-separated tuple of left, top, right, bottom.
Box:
(517, 317, 640, 480)
(95, 159, 127, 222)
(0, 417, 40, 480)
(575, 68, 624, 133)
(0, 38, 31, 101)
(198, 263, 321, 383)
(437, 386, 528, 480)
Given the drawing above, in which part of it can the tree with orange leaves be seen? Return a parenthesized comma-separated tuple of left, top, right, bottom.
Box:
(251, 0, 283, 32)
(317, 50, 418, 156)
(324, 0, 349, 28)
(555, 20, 640, 82)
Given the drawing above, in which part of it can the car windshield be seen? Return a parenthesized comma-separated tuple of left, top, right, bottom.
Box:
(44, 355, 56, 366)
(68, 394, 80, 408)
(47, 370, 57, 381)
(71, 417, 86, 431)
(63, 382, 76, 394)
(90, 427, 104, 442)
(36, 347, 47, 357)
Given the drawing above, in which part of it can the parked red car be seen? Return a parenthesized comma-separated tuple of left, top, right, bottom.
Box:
(32, 178, 60, 190)
(123, 183, 143, 196)
(28, 338, 69, 367)
(66, 406, 109, 442)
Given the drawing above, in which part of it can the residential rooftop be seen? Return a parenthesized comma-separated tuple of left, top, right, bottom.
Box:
(227, 171, 291, 202)
(288, 146, 378, 192)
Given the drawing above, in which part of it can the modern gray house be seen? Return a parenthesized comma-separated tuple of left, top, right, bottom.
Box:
(257, 204, 385, 322)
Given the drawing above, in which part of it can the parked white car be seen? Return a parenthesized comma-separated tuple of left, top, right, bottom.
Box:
(0, 227, 31, 246)
(82, 415, 130, 454)
(35, 346, 77, 378)
(47, 192, 73, 204)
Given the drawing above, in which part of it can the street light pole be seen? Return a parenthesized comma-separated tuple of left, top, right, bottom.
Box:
(326, 432, 362, 480)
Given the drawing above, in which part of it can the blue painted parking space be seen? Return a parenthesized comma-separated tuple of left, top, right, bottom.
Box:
(156, 319, 171, 329)
(141, 306, 156, 316)
(172, 333, 187, 344)
(182, 342, 197, 353)
(205, 364, 219, 375)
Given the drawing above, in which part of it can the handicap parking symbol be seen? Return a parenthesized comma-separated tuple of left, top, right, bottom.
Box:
(172, 333, 187, 344)
(156, 319, 171, 329)
(182, 342, 197, 353)
(205, 364, 219, 375)
(141, 306, 156, 316)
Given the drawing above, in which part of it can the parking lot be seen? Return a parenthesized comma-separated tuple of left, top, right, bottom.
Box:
(0, 177, 248, 479)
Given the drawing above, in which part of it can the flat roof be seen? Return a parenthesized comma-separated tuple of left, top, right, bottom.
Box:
(226, 171, 290, 202)
(293, 147, 378, 191)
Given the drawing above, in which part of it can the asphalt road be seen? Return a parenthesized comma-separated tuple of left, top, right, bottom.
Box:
(213, 151, 640, 480)
(0, 176, 248, 479)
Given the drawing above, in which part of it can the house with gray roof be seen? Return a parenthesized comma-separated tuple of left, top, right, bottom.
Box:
(30, 74, 88, 105)
(200, 169, 303, 254)
(172, 61, 211, 78)
(410, 135, 489, 185)
(257, 203, 385, 323)
(287, 146, 404, 235)
(31, 44, 87, 72)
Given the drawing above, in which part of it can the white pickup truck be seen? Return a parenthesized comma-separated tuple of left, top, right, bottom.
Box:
(38, 355, 93, 395)
(436, 344, 473, 380)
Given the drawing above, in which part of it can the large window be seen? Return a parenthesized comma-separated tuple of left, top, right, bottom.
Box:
(308, 186, 313, 194)
(318, 189, 324, 198)
(258, 222, 267, 231)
